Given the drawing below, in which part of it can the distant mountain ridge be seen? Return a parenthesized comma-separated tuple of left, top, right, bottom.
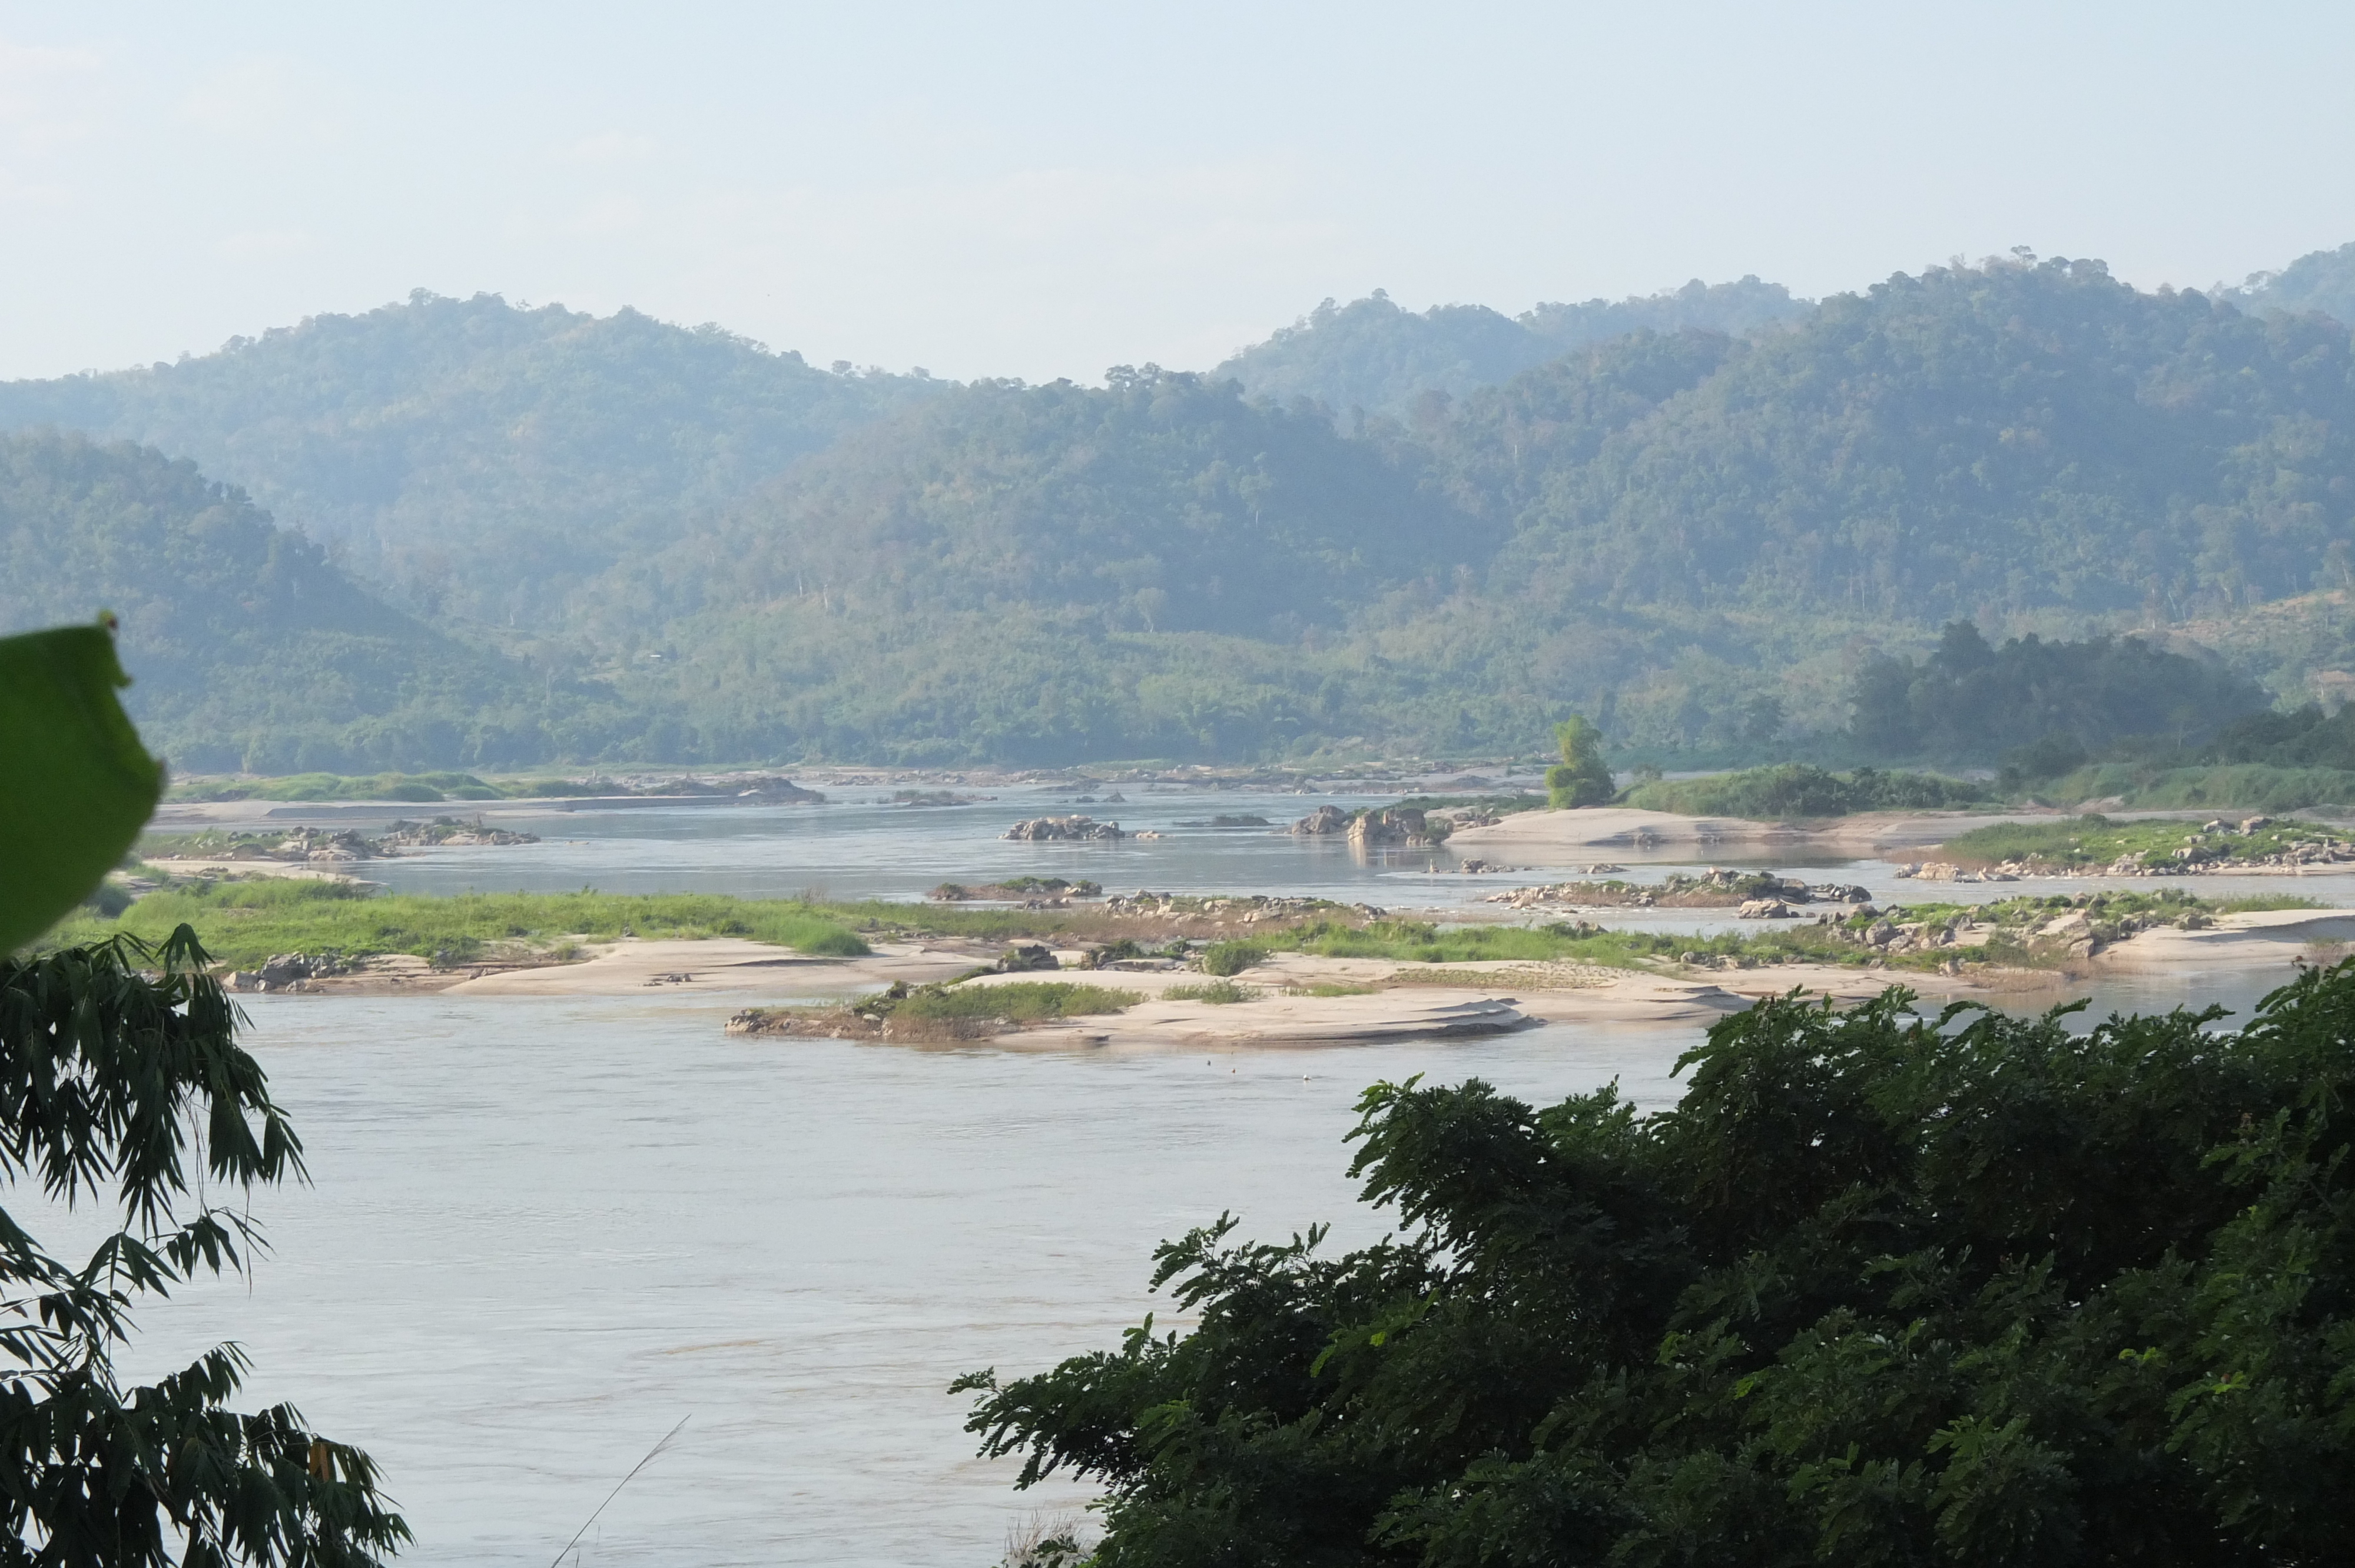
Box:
(2225, 240, 2355, 329)
(1213, 277, 1808, 417)
(6, 247, 2355, 769)
(598, 254, 2355, 762)
(0, 431, 620, 772)
(0, 292, 938, 632)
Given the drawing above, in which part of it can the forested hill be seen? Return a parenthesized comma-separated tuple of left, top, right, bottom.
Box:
(1437, 256, 2355, 625)
(603, 254, 2355, 763)
(11, 251, 2355, 769)
(638, 369, 1462, 638)
(1214, 277, 1807, 417)
(2225, 240, 2355, 326)
(0, 432, 620, 773)
(0, 293, 937, 631)
(581, 370, 1475, 763)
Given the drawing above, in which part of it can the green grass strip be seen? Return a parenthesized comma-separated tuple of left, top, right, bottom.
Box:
(46, 879, 868, 967)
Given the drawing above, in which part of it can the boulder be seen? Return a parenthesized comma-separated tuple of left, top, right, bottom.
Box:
(1737, 899, 1798, 919)
(1002, 816, 1123, 842)
(1348, 808, 1429, 848)
(1288, 805, 1350, 836)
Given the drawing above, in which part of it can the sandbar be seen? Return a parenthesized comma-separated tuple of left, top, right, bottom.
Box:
(244, 909, 2355, 1048)
(1445, 806, 2085, 862)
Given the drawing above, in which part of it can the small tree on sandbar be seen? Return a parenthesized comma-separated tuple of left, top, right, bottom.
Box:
(1546, 714, 1615, 808)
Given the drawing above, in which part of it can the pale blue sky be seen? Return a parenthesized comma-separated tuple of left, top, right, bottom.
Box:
(2, 1, 2351, 382)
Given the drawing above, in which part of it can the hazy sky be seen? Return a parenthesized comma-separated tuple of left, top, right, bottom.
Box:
(3, 1, 2352, 383)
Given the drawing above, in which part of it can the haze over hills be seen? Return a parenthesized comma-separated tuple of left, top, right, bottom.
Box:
(595, 255, 2355, 762)
(6, 245, 2355, 770)
(0, 292, 938, 633)
(1212, 277, 1808, 418)
(2224, 240, 2355, 328)
(0, 431, 629, 772)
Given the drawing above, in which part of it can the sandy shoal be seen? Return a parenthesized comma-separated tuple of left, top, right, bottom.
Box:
(269, 909, 2355, 1046)
(141, 858, 377, 883)
(2085, 908, 2355, 972)
(293, 938, 986, 998)
(1444, 806, 2090, 863)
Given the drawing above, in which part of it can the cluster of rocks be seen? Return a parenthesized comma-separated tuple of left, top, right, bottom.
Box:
(1677, 911, 1984, 972)
(1102, 891, 1378, 922)
(226, 952, 354, 992)
(1893, 861, 2018, 882)
(656, 774, 827, 803)
(1910, 816, 2355, 879)
(928, 877, 1103, 904)
(244, 829, 378, 863)
(379, 818, 538, 849)
(1002, 816, 1125, 842)
(1286, 805, 1435, 847)
(158, 818, 538, 863)
(1484, 870, 1872, 913)
(891, 789, 986, 807)
(1732, 877, 1876, 918)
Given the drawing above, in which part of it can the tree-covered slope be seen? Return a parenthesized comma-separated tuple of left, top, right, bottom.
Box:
(629, 368, 1468, 641)
(598, 262, 2355, 763)
(0, 293, 935, 629)
(1452, 256, 2355, 626)
(0, 432, 618, 772)
(2226, 239, 2355, 326)
(1214, 278, 1807, 417)
(16, 251, 2355, 770)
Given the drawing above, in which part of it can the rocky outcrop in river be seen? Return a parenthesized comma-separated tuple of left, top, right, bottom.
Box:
(1002, 816, 1125, 841)
(1348, 808, 1431, 848)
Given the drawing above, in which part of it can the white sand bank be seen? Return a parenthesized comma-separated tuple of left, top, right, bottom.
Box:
(2091, 909, 2355, 973)
(1445, 807, 2068, 863)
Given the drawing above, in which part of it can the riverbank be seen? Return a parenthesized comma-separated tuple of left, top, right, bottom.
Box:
(1444, 806, 2060, 861)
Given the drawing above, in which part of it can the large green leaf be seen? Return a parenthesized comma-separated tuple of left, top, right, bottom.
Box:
(0, 624, 164, 952)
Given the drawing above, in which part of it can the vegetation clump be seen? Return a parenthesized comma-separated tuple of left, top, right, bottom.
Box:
(1163, 981, 1259, 1005)
(928, 876, 1103, 902)
(1939, 813, 2355, 872)
(731, 978, 1137, 1040)
(1545, 715, 1615, 808)
(870, 979, 1135, 1023)
(44, 878, 869, 969)
(961, 964, 2355, 1563)
(169, 770, 508, 803)
(1621, 762, 1991, 818)
(1850, 620, 2268, 762)
(0, 925, 409, 1561)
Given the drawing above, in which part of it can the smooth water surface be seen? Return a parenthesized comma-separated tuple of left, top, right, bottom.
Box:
(92, 799, 2355, 1562)
(101, 998, 1702, 1567)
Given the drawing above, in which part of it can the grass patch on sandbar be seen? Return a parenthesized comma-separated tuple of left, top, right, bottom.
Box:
(45, 879, 868, 968)
(1938, 814, 2350, 869)
(1163, 980, 1259, 1005)
(885, 980, 1137, 1022)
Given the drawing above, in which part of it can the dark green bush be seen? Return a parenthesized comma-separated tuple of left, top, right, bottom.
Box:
(963, 966, 2355, 1565)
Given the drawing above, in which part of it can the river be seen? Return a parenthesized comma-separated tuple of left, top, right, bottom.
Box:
(92, 788, 2341, 1564)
